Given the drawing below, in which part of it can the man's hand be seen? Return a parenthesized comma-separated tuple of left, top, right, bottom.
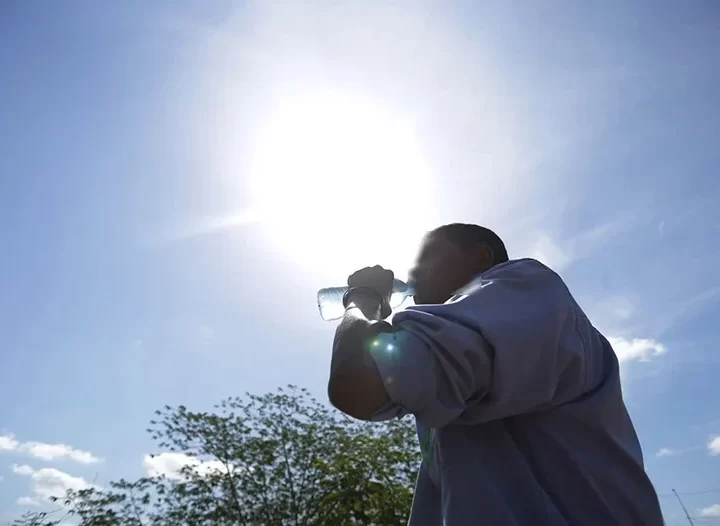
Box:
(347, 265, 395, 303)
(345, 265, 395, 320)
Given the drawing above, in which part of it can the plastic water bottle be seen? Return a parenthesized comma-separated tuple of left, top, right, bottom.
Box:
(317, 279, 414, 321)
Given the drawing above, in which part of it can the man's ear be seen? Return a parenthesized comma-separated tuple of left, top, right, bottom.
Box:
(476, 244, 494, 272)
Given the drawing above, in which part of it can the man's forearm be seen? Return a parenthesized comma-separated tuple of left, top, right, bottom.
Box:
(333, 294, 383, 349)
(327, 296, 393, 419)
(330, 294, 386, 378)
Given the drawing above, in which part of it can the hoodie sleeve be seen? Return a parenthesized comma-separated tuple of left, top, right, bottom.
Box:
(369, 259, 591, 429)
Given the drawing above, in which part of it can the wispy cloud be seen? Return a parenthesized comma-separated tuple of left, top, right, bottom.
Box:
(655, 445, 701, 458)
(12, 464, 34, 476)
(166, 208, 265, 243)
(653, 437, 720, 458)
(657, 286, 720, 336)
(12, 464, 97, 504)
(529, 234, 573, 272)
(524, 213, 644, 273)
(0, 434, 102, 464)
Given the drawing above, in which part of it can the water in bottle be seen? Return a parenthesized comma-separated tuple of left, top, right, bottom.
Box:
(317, 279, 414, 321)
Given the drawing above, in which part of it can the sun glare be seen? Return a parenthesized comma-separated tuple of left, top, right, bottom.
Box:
(246, 90, 435, 279)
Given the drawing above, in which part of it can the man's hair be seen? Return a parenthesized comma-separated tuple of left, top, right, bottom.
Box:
(431, 223, 509, 266)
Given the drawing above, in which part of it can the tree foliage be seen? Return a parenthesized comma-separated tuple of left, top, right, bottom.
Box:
(12, 386, 419, 526)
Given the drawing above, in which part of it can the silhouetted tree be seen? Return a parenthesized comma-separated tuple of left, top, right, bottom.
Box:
(12, 386, 419, 526)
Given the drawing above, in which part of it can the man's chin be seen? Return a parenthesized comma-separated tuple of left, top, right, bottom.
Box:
(412, 292, 429, 305)
(414, 292, 453, 306)
(413, 293, 440, 306)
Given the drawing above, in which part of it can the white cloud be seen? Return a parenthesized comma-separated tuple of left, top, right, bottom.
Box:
(22, 442, 101, 464)
(143, 452, 229, 481)
(144, 453, 191, 480)
(0, 435, 20, 451)
(698, 504, 720, 517)
(0, 434, 101, 464)
(708, 436, 720, 456)
(607, 336, 666, 363)
(12, 464, 35, 476)
(12, 465, 96, 503)
(16, 496, 42, 507)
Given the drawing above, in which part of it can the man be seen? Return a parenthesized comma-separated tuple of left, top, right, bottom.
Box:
(328, 223, 664, 525)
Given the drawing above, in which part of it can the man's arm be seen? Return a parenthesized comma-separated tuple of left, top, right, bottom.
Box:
(328, 260, 589, 428)
(327, 294, 393, 420)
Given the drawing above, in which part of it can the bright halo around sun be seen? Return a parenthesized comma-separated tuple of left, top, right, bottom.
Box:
(246, 90, 436, 279)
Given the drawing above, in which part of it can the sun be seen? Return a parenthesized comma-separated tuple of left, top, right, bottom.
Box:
(246, 90, 436, 281)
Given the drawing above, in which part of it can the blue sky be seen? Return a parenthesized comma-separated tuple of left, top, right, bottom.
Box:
(1, 1, 719, 524)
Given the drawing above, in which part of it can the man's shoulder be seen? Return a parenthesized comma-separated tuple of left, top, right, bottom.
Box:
(397, 258, 569, 322)
(454, 258, 564, 299)
(485, 257, 557, 277)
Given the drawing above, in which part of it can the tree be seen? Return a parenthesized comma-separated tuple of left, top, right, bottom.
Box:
(12, 386, 420, 526)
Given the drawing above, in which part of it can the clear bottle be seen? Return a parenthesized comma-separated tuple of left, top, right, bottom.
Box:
(317, 279, 414, 321)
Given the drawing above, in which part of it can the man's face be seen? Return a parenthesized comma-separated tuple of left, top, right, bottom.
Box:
(409, 232, 487, 305)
